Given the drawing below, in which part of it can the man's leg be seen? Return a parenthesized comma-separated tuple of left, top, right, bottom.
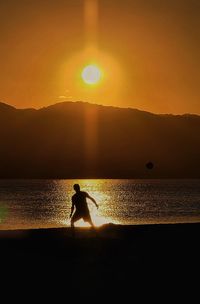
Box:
(70, 215, 77, 237)
(71, 213, 81, 237)
(85, 214, 94, 227)
(87, 217, 98, 237)
(71, 218, 75, 228)
(70, 218, 75, 237)
(88, 218, 95, 227)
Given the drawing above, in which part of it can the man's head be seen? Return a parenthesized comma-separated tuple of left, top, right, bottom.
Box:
(73, 184, 80, 192)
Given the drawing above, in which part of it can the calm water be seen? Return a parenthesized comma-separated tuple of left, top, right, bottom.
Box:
(0, 179, 200, 230)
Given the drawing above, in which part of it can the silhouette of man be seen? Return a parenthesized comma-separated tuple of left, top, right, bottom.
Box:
(70, 184, 99, 228)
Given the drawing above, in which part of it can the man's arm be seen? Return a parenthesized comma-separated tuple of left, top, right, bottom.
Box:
(86, 193, 99, 209)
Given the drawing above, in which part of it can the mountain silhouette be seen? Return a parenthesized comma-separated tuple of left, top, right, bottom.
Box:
(0, 101, 200, 178)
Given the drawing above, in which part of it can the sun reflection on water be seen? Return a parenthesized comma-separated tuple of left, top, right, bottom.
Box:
(60, 179, 117, 227)
(60, 215, 115, 228)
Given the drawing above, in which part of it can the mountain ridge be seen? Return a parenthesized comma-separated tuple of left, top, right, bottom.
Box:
(0, 101, 200, 178)
(1, 100, 200, 118)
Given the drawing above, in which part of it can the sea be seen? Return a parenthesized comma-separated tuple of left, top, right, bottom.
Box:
(0, 179, 200, 230)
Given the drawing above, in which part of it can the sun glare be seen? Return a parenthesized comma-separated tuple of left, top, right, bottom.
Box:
(82, 64, 101, 85)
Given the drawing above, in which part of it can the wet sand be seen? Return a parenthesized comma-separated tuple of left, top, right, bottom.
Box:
(0, 223, 199, 300)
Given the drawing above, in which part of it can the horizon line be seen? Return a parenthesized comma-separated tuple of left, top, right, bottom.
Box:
(0, 100, 199, 117)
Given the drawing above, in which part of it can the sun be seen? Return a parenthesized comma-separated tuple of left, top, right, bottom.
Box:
(81, 64, 102, 85)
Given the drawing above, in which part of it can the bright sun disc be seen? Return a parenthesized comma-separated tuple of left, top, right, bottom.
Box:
(82, 64, 101, 85)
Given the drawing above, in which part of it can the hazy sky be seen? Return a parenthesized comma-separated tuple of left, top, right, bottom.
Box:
(0, 0, 200, 114)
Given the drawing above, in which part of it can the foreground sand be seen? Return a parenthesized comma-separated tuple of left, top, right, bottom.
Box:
(0, 223, 199, 300)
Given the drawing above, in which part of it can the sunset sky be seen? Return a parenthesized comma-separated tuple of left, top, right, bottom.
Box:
(0, 0, 200, 114)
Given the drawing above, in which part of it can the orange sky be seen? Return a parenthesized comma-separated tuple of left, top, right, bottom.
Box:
(0, 0, 200, 114)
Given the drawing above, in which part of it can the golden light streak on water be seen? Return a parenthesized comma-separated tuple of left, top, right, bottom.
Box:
(60, 179, 117, 227)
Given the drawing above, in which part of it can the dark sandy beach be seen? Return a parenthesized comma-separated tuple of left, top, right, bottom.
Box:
(0, 223, 199, 300)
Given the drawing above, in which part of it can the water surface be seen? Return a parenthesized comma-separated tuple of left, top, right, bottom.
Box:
(0, 179, 200, 230)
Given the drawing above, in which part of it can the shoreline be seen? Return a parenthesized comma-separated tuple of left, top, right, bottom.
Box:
(1, 222, 199, 259)
(0, 218, 200, 232)
(0, 221, 199, 239)
(0, 220, 200, 233)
